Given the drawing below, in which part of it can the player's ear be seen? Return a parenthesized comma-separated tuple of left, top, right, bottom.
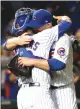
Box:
(46, 23, 52, 28)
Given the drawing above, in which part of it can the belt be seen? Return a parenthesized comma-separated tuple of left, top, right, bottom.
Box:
(50, 85, 59, 89)
(29, 82, 40, 87)
(50, 83, 71, 90)
(20, 82, 40, 88)
(20, 83, 70, 89)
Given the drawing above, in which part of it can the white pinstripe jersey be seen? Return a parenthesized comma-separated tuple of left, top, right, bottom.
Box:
(28, 25, 59, 87)
(18, 25, 59, 86)
(31, 26, 59, 87)
(50, 34, 73, 87)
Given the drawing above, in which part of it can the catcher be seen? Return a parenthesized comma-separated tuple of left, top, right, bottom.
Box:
(4, 8, 35, 78)
(3, 8, 35, 109)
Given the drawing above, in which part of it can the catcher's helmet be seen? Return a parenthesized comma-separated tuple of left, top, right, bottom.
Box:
(12, 7, 35, 36)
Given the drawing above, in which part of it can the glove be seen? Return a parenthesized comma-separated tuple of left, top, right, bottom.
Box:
(7, 55, 32, 78)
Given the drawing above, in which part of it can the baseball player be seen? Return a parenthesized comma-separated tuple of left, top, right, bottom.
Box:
(49, 20, 77, 109)
(17, 9, 72, 109)
(4, 9, 72, 109)
(50, 33, 78, 109)
(3, 8, 35, 109)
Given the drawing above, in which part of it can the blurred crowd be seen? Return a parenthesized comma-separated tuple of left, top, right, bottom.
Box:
(1, 1, 80, 101)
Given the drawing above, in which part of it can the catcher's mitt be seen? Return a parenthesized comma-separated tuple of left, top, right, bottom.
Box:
(7, 55, 32, 78)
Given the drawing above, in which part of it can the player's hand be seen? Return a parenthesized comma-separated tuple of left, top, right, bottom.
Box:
(53, 15, 71, 24)
(53, 15, 62, 23)
(18, 57, 34, 67)
(16, 33, 33, 46)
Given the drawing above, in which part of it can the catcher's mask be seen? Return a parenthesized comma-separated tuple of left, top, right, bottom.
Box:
(12, 7, 35, 36)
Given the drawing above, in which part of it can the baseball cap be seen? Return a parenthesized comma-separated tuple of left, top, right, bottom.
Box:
(28, 9, 53, 28)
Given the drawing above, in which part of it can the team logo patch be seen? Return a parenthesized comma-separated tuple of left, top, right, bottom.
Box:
(45, 20, 48, 23)
(57, 48, 65, 56)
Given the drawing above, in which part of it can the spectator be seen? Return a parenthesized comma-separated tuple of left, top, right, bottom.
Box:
(75, 28, 80, 40)
(4, 69, 19, 100)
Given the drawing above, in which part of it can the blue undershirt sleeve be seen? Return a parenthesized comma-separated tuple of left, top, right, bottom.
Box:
(58, 21, 72, 39)
(3, 42, 14, 51)
(48, 58, 66, 71)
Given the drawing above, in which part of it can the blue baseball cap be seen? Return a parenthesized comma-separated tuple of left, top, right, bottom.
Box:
(28, 9, 53, 28)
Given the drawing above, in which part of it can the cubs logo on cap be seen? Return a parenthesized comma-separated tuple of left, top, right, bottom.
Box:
(57, 48, 65, 56)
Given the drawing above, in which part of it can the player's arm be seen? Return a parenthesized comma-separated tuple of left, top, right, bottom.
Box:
(53, 15, 71, 23)
(18, 57, 49, 71)
(48, 34, 70, 71)
(3, 37, 20, 51)
(3, 33, 32, 51)
(18, 56, 64, 71)
(18, 34, 70, 71)
(51, 16, 72, 41)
